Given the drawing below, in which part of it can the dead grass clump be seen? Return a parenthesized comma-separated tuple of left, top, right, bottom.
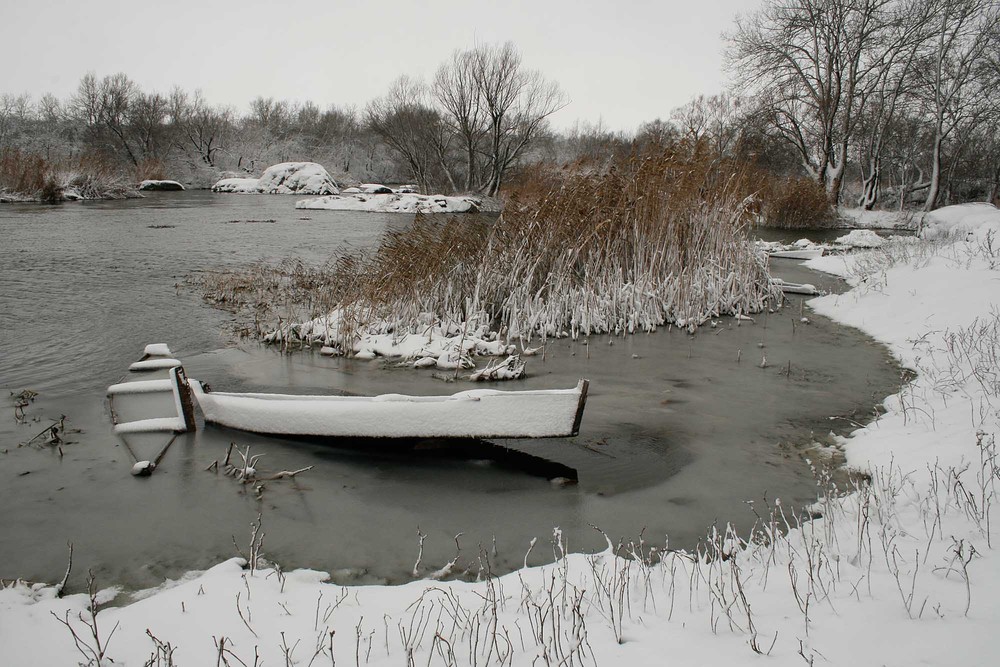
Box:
(135, 158, 167, 182)
(0, 149, 139, 202)
(194, 146, 780, 349)
(758, 176, 834, 229)
(0, 149, 50, 196)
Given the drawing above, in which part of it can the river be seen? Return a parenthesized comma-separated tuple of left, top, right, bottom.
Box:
(0, 192, 900, 590)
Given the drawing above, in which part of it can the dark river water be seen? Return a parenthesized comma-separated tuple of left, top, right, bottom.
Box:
(0, 192, 900, 590)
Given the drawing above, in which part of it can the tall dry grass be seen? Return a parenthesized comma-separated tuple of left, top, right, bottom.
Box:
(0, 148, 139, 202)
(194, 146, 781, 348)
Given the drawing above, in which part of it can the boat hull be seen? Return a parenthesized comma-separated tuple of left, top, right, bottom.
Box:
(769, 249, 824, 260)
(189, 380, 589, 439)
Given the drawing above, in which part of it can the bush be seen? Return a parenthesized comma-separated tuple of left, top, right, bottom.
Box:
(0, 149, 50, 196)
(758, 176, 834, 228)
(40, 177, 63, 204)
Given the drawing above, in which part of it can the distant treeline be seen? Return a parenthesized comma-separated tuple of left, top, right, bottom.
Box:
(2, 1, 998, 210)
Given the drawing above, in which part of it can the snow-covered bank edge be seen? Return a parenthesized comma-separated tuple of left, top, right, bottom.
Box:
(296, 192, 487, 214)
(3, 205, 999, 665)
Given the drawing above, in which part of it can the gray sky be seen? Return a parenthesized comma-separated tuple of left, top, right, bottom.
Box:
(1, 0, 760, 131)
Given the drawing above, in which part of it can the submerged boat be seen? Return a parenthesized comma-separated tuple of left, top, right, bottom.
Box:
(189, 379, 589, 439)
(772, 278, 821, 296)
(107, 344, 197, 474)
(110, 343, 589, 446)
(769, 248, 825, 260)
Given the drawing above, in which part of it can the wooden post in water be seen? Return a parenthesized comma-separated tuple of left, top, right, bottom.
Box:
(171, 366, 198, 432)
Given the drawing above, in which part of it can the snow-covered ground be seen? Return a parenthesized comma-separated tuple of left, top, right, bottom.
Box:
(2, 204, 999, 666)
(212, 162, 340, 195)
(837, 207, 920, 230)
(296, 192, 484, 213)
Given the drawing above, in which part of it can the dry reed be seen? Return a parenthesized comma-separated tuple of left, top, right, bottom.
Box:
(0, 148, 138, 202)
(194, 146, 781, 351)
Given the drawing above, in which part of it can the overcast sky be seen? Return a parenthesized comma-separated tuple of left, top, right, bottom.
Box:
(1, 0, 761, 132)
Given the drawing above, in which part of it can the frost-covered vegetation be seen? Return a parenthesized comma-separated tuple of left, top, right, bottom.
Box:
(193, 146, 780, 358)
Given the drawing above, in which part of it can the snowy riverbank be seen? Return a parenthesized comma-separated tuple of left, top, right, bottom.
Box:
(296, 192, 485, 214)
(2, 204, 998, 665)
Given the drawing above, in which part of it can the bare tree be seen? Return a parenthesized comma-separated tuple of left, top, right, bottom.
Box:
(366, 76, 444, 193)
(0, 93, 32, 148)
(471, 42, 567, 195)
(169, 88, 232, 167)
(854, 0, 936, 208)
(433, 49, 488, 191)
(670, 93, 746, 157)
(914, 0, 999, 210)
(728, 0, 924, 204)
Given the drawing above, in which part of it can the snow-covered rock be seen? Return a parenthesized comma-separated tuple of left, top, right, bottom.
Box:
(257, 162, 339, 195)
(296, 193, 482, 214)
(834, 229, 885, 248)
(212, 162, 340, 195)
(138, 180, 185, 191)
(358, 183, 394, 194)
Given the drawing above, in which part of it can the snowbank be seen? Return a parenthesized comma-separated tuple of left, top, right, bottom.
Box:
(296, 192, 482, 214)
(211, 162, 340, 195)
(2, 204, 998, 665)
(920, 202, 1000, 241)
(138, 179, 185, 191)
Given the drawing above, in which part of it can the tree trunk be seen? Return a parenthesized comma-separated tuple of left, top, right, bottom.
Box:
(924, 132, 943, 212)
(859, 156, 880, 210)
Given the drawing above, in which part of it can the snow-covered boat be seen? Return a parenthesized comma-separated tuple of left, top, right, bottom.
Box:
(769, 248, 825, 260)
(189, 379, 589, 439)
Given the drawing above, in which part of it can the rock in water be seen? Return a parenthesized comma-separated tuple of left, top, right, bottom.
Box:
(139, 180, 185, 191)
(212, 162, 340, 195)
(257, 162, 339, 195)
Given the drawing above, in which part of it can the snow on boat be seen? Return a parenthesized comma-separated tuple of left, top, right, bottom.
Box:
(768, 248, 825, 260)
(189, 379, 589, 439)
